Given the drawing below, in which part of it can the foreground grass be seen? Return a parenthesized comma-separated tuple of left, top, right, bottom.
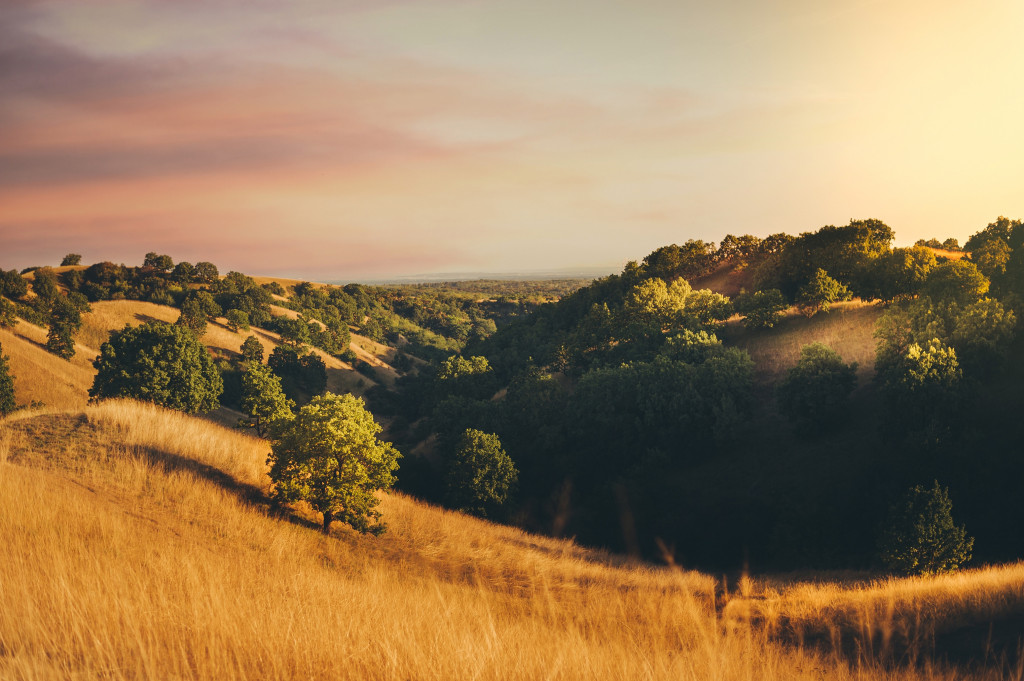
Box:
(1, 401, 1021, 680)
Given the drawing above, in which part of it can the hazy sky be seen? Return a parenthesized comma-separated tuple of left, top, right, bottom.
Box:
(3, 0, 1023, 280)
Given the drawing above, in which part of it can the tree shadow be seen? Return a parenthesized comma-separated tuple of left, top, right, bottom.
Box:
(134, 443, 321, 533)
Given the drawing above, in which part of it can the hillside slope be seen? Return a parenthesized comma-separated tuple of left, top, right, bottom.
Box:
(1, 401, 1022, 680)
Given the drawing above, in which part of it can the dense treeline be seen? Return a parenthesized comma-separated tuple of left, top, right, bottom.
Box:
(386, 217, 1024, 572)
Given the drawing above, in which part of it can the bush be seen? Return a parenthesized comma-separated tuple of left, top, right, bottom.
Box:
(776, 343, 857, 434)
(878, 480, 974, 576)
(90, 322, 223, 413)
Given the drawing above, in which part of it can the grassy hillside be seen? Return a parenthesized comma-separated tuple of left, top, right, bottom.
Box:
(2, 400, 1022, 680)
(723, 299, 882, 383)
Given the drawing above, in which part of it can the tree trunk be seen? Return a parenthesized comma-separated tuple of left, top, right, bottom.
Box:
(322, 509, 333, 534)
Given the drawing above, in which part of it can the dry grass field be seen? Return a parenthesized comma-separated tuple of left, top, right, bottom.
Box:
(0, 326, 92, 410)
(75, 300, 381, 396)
(724, 299, 883, 383)
(2, 399, 1021, 680)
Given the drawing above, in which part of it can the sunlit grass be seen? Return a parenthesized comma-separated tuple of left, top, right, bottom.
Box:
(1, 399, 1020, 680)
(726, 299, 882, 383)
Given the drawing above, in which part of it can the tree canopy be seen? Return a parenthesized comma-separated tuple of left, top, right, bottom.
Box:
(445, 429, 518, 518)
(90, 322, 223, 413)
(776, 343, 857, 434)
(268, 392, 401, 534)
(240, 361, 294, 437)
(879, 480, 974, 576)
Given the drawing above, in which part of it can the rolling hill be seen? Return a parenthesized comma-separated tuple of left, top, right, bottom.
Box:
(2, 398, 1023, 680)
(1, 285, 1023, 680)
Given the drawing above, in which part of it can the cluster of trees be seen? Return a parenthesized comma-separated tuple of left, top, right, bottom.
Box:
(376, 216, 1024, 571)
(0, 265, 91, 360)
(84, 318, 400, 535)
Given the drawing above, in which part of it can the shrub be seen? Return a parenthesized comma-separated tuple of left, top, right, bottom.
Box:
(878, 480, 974, 576)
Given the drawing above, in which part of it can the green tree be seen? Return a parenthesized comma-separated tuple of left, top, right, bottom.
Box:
(0, 297, 16, 328)
(171, 261, 195, 284)
(776, 343, 857, 434)
(225, 309, 250, 333)
(796, 269, 851, 316)
(240, 361, 294, 437)
(875, 338, 962, 442)
(868, 246, 936, 302)
(90, 322, 223, 413)
(921, 260, 989, 305)
(436, 354, 497, 401)
(176, 290, 222, 337)
(31, 267, 59, 305)
(969, 239, 1011, 282)
(45, 294, 82, 360)
(276, 317, 311, 347)
(268, 345, 327, 405)
(177, 299, 209, 337)
(143, 252, 174, 272)
(0, 270, 28, 300)
(193, 261, 219, 284)
(734, 288, 788, 329)
(60, 254, 82, 266)
(0, 342, 15, 415)
(268, 392, 400, 534)
(879, 480, 974, 576)
(445, 429, 518, 518)
(240, 335, 264, 363)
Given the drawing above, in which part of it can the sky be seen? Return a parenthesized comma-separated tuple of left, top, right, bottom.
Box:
(2, 0, 1024, 281)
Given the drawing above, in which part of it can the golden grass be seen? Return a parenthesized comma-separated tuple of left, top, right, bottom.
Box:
(76, 300, 377, 396)
(0, 326, 92, 410)
(1, 400, 1020, 680)
(268, 304, 399, 386)
(926, 248, 968, 261)
(727, 299, 883, 383)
